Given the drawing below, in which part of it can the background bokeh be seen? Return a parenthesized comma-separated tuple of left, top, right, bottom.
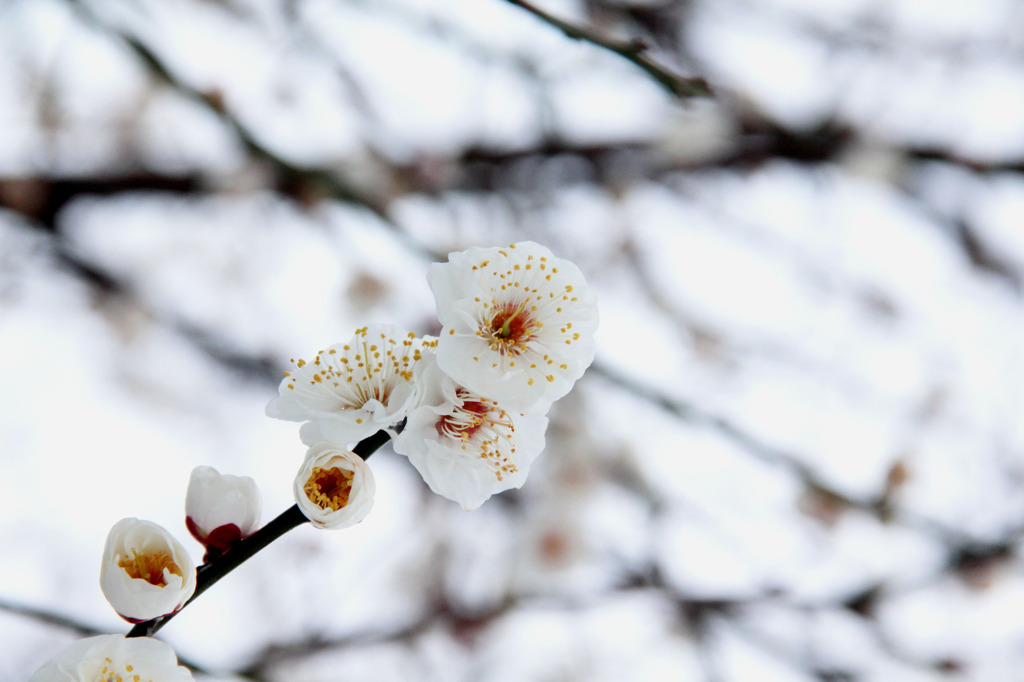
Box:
(4, 0, 1024, 680)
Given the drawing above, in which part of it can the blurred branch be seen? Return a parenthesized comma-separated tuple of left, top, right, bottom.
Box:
(502, 0, 712, 99)
(0, 598, 215, 675)
(588, 360, 989, 548)
(62, 0, 393, 221)
(0, 598, 109, 638)
(237, 578, 718, 678)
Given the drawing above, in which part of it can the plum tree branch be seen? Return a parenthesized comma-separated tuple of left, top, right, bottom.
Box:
(125, 431, 392, 639)
(502, 0, 712, 99)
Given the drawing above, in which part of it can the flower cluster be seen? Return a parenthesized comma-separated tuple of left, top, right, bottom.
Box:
(30, 242, 595, 677)
(270, 241, 598, 511)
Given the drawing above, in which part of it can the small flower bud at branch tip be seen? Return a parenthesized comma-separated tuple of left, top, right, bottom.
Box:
(185, 465, 262, 561)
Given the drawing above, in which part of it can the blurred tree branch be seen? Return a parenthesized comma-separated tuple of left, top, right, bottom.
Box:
(0, 598, 216, 676)
(63, 0, 394, 221)
(0, 598, 109, 639)
(502, 0, 712, 99)
(588, 360, 1007, 552)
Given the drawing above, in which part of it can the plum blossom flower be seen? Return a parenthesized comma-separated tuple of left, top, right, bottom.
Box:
(267, 325, 436, 445)
(393, 353, 548, 510)
(100, 519, 197, 623)
(429, 241, 598, 411)
(29, 634, 194, 682)
(185, 465, 262, 561)
(294, 443, 375, 529)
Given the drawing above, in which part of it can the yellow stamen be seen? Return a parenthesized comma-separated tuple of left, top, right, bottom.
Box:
(117, 550, 181, 587)
(304, 467, 354, 511)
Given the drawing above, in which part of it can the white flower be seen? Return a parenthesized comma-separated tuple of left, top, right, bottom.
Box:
(267, 325, 436, 445)
(393, 353, 548, 510)
(294, 443, 375, 529)
(29, 634, 194, 682)
(185, 465, 262, 559)
(100, 519, 197, 623)
(429, 241, 598, 411)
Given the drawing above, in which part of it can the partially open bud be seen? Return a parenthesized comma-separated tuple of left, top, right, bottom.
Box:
(294, 443, 375, 529)
(29, 634, 194, 682)
(185, 465, 262, 561)
(100, 518, 197, 623)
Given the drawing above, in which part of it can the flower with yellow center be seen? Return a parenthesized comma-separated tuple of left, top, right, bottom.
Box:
(100, 519, 197, 623)
(429, 242, 598, 411)
(393, 353, 548, 510)
(267, 325, 436, 445)
(294, 443, 375, 529)
(29, 634, 194, 682)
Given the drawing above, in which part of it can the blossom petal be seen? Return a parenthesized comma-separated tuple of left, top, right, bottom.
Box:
(29, 634, 194, 682)
(185, 466, 262, 558)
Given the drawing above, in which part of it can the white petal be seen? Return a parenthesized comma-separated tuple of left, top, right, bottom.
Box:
(185, 466, 262, 540)
(30, 634, 194, 682)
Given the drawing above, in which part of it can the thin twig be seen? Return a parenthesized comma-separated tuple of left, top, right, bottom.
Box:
(0, 598, 212, 673)
(0, 598, 108, 638)
(503, 0, 712, 99)
(588, 360, 987, 548)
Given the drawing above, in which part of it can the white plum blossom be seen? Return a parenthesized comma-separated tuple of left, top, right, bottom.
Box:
(393, 353, 548, 510)
(29, 634, 194, 682)
(185, 465, 262, 560)
(429, 241, 598, 411)
(294, 443, 376, 529)
(267, 325, 436, 445)
(100, 518, 197, 623)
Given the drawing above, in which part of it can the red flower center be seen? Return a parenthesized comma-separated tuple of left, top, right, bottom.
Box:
(486, 299, 539, 356)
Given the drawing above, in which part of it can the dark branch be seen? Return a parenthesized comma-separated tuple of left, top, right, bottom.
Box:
(0, 598, 108, 638)
(502, 0, 712, 99)
(63, 0, 393, 222)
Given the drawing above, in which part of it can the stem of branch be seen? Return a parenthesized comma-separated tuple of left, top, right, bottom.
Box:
(126, 430, 392, 638)
(503, 0, 712, 99)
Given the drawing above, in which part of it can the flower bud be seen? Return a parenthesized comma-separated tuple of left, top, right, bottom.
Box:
(294, 443, 375, 529)
(185, 465, 262, 560)
(100, 518, 197, 623)
(29, 634, 194, 682)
